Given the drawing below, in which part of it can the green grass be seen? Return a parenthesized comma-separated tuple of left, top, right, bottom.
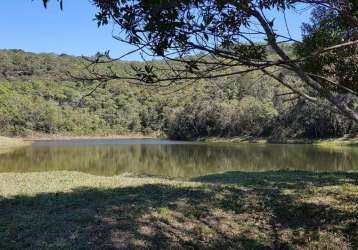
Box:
(313, 137, 358, 148)
(0, 136, 31, 154)
(0, 171, 357, 249)
(202, 135, 358, 148)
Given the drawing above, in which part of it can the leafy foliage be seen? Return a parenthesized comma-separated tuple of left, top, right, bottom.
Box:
(296, 6, 358, 93)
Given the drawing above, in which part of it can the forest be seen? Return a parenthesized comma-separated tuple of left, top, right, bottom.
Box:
(0, 48, 356, 140)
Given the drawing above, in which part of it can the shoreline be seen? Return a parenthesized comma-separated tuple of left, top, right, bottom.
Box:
(0, 136, 32, 147)
(0, 136, 31, 154)
(200, 135, 358, 147)
(25, 134, 160, 141)
(0, 133, 357, 148)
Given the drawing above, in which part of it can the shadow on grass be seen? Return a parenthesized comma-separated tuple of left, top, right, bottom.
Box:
(1, 171, 357, 249)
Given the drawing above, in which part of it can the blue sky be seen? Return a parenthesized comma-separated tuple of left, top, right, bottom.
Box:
(0, 1, 312, 61)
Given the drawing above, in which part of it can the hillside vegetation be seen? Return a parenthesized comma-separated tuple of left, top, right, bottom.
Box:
(0, 49, 355, 140)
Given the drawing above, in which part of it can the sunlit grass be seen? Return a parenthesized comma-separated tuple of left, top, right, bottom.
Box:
(0, 170, 357, 249)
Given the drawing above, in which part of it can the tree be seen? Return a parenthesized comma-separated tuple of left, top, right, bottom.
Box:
(296, 4, 358, 114)
(42, 0, 358, 122)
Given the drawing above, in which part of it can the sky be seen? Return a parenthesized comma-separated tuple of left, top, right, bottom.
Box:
(0, 1, 313, 61)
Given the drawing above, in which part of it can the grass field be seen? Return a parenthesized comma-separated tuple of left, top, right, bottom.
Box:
(0, 170, 357, 249)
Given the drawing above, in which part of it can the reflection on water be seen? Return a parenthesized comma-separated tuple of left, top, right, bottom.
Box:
(0, 139, 357, 177)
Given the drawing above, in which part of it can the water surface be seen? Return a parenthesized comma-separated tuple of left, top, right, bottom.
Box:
(0, 139, 357, 177)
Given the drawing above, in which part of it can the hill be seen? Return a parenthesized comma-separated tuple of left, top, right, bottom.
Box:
(0, 49, 355, 139)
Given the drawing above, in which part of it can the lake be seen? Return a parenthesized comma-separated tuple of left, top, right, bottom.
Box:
(0, 139, 357, 177)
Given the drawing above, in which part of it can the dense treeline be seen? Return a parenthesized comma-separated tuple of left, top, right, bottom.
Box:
(0, 49, 355, 139)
